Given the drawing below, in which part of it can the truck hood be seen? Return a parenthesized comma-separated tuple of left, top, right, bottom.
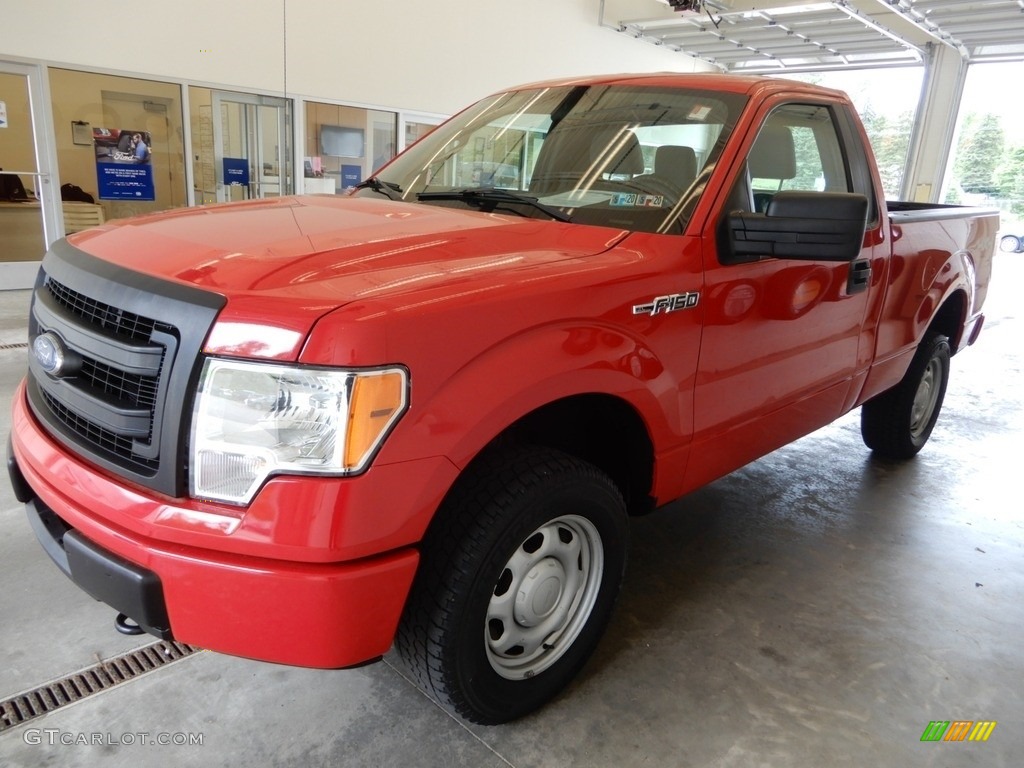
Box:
(69, 195, 627, 359)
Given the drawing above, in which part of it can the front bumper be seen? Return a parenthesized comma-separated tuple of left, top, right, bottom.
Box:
(17, 484, 172, 639)
(7, 382, 447, 669)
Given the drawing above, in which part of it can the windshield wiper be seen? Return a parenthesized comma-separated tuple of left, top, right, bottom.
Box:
(417, 187, 572, 223)
(354, 177, 404, 200)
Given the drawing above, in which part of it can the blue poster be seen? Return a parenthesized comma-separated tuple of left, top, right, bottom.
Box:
(93, 127, 155, 201)
(341, 164, 362, 190)
(222, 157, 250, 188)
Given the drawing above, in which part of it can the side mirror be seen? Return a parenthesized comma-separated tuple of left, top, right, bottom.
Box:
(724, 191, 869, 263)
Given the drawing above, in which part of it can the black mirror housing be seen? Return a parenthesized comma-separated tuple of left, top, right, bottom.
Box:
(724, 191, 869, 263)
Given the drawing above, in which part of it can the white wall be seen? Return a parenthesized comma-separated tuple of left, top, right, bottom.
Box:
(0, 0, 712, 114)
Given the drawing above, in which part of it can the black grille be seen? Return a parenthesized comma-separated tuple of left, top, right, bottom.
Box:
(32, 280, 173, 477)
(81, 356, 163, 411)
(46, 277, 164, 342)
(28, 240, 226, 497)
(41, 391, 159, 472)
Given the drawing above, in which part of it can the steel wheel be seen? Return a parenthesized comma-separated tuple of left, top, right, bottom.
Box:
(909, 357, 942, 440)
(862, 332, 950, 460)
(396, 446, 628, 724)
(485, 514, 604, 680)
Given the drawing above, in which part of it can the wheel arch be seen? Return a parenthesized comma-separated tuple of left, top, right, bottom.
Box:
(929, 288, 967, 353)
(492, 393, 656, 515)
(423, 392, 657, 525)
(388, 319, 684, 526)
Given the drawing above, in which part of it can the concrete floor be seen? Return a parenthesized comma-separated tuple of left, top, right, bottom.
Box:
(0, 254, 1021, 768)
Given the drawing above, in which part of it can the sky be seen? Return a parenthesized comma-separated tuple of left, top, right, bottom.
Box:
(960, 63, 1024, 144)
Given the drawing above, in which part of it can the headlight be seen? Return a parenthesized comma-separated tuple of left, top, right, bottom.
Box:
(190, 358, 408, 505)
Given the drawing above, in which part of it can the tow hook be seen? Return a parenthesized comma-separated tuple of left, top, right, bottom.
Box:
(114, 612, 145, 636)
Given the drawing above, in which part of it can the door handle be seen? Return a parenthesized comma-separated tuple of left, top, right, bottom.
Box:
(847, 259, 871, 295)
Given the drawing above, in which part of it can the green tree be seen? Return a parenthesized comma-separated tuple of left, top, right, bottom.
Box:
(997, 146, 1024, 218)
(954, 113, 1005, 194)
(860, 104, 913, 199)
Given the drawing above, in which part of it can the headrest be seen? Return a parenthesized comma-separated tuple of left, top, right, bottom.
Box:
(590, 128, 644, 176)
(749, 123, 796, 180)
(529, 125, 643, 193)
(655, 146, 698, 186)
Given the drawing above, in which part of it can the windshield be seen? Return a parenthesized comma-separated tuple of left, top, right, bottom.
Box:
(356, 84, 748, 235)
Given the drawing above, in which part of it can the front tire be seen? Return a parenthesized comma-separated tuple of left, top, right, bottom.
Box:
(396, 446, 628, 724)
(861, 332, 950, 460)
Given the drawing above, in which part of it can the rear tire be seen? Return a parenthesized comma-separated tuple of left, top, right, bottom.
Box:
(861, 332, 950, 460)
(395, 446, 628, 724)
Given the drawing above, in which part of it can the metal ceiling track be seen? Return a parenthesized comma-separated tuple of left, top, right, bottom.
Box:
(602, 0, 1024, 72)
(875, 0, 1024, 63)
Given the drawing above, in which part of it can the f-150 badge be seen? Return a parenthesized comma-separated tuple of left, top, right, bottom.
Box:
(632, 292, 700, 316)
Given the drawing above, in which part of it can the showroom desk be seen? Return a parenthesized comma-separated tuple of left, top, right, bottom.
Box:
(0, 202, 46, 263)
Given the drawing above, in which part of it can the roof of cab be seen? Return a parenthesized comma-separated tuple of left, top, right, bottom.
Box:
(497, 71, 851, 103)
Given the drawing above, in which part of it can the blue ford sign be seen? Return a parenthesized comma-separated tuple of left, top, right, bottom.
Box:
(33, 333, 66, 376)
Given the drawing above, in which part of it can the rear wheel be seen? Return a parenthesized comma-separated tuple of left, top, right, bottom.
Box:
(396, 446, 628, 724)
(861, 332, 950, 460)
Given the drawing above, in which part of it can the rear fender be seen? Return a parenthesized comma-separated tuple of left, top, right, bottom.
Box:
(859, 248, 975, 406)
(924, 249, 979, 353)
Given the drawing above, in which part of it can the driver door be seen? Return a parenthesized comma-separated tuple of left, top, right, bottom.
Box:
(686, 101, 880, 487)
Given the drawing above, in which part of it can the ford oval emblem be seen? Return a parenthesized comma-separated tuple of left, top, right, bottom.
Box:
(33, 332, 66, 376)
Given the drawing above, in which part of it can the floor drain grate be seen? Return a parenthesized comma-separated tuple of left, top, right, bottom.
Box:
(0, 640, 201, 732)
(0, 342, 28, 351)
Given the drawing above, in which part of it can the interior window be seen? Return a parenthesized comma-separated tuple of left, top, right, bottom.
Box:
(748, 104, 850, 212)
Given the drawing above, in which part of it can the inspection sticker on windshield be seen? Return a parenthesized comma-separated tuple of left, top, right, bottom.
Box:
(611, 193, 664, 207)
(688, 104, 713, 121)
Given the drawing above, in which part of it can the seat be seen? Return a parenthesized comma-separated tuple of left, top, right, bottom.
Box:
(654, 145, 697, 190)
(590, 128, 644, 178)
(749, 123, 796, 212)
(633, 145, 698, 200)
(0, 169, 30, 201)
(530, 125, 643, 195)
(62, 201, 106, 234)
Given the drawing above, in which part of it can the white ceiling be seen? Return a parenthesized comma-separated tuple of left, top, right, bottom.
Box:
(605, 0, 1024, 72)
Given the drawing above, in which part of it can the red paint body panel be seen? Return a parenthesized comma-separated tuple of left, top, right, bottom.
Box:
(11, 381, 459, 563)
(11, 73, 999, 669)
(70, 197, 624, 362)
(856, 207, 997, 404)
(11, 384, 419, 667)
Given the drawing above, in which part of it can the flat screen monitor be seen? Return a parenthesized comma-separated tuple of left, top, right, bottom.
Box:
(320, 125, 365, 158)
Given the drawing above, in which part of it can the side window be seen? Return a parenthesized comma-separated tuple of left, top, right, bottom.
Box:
(748, 104, 850, 212)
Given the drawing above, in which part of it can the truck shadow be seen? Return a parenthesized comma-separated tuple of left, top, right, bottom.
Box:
(580, 415, 939, 682)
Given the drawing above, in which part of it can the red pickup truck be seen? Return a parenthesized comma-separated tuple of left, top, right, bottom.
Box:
(9, 73, 997, 724)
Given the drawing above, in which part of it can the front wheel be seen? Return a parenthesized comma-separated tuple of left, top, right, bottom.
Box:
(396, 446, 628, 724)
(861, 332, 950, 460)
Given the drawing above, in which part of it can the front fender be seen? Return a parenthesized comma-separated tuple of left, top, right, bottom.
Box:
(391, 320, 685, 472)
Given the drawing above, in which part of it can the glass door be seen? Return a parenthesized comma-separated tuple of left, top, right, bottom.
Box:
(399, 112, 444, 153)
(0, 61, 60, 289)
(212, 91, 292, 203)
